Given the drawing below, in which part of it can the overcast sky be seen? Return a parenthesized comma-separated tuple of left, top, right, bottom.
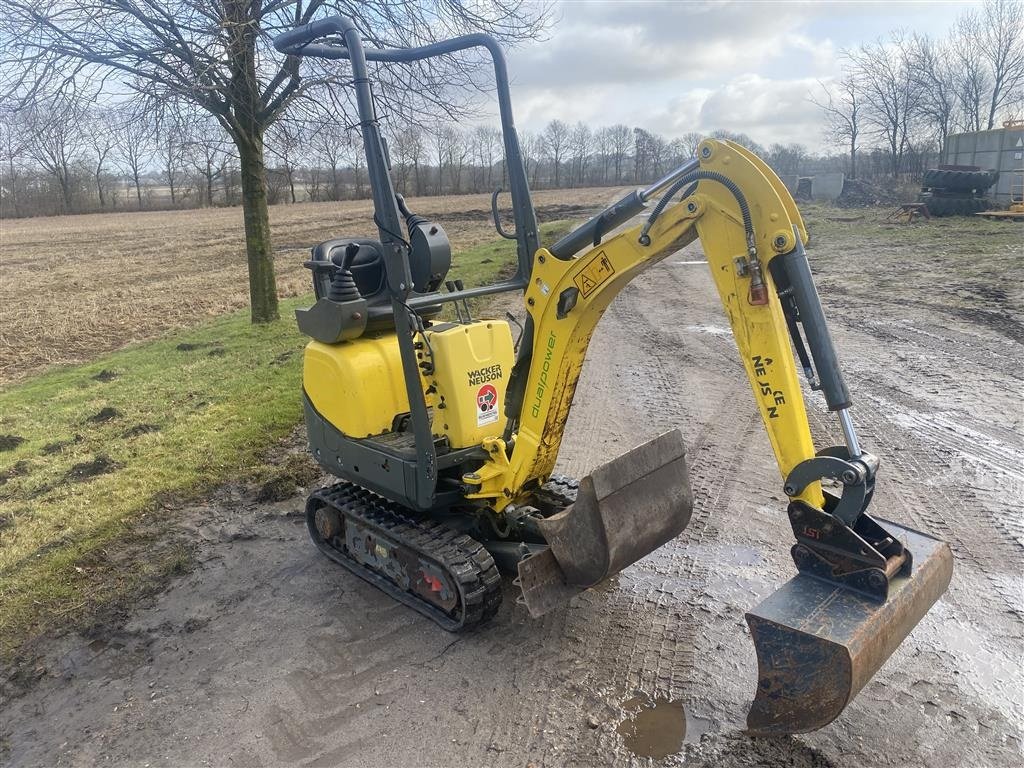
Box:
(499, 0, 973, 150)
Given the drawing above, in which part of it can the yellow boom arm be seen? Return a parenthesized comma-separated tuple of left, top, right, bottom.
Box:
(464, 139, 825, 510)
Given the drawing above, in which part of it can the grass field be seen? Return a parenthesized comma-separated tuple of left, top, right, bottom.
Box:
(0, 187, 623, 383)
(0, 217, 573, 664)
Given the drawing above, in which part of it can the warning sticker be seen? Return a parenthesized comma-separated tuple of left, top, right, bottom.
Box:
(573, 252, 615, 298)
(476, 383, 499, 426)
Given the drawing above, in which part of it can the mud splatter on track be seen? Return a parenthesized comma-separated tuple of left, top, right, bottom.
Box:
(2, 237, 1022, 766)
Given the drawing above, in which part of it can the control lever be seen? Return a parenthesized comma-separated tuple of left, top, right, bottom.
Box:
(454, 279, 472, 321)
(444, 280, 465, 323)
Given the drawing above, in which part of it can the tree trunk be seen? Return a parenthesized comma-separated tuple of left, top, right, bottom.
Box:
(133, 169, 143, 209)
(96, 167, 105, 209)
(236, 133, 279, 323)
(58, 166, 73, 213)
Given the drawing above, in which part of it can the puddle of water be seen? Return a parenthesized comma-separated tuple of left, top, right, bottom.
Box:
(616, 695, 714, 760)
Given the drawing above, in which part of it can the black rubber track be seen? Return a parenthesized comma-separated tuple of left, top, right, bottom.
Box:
(307, 482, 502, 632)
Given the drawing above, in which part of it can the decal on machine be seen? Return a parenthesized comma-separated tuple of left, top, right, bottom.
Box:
(573, 252, 615, 298)
(751, 355, 785, 418)
(467, 364, 502, 386)
(477, 383, 499, 426)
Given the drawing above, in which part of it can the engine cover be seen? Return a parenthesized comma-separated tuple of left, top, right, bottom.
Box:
(303, 335, 412, 438)
(423, 321, 514, 449)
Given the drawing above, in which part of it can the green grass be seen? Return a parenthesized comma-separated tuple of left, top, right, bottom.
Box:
(446, 219, 574, 315)
(0, 298, 309, 661)
(0, 221, 575, 665)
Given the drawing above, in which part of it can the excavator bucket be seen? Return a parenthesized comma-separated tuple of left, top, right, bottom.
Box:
(745, 520, 953, 734)
(517, 430, 692, 617)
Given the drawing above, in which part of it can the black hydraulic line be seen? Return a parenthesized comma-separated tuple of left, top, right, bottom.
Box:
(639, 169, 770, 305)
(640, 172, 752, 246)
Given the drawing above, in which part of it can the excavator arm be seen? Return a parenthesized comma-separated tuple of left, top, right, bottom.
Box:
(465, 139, 824, 509)
(469, 138, 952, 734)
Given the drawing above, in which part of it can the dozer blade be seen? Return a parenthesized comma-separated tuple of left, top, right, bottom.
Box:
(517, 430, 693, 617)
(745, 519, 953, 735)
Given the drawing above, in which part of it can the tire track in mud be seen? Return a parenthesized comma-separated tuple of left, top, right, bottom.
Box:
(222, 598, 420, 766)
(517, 267, 765, 765)
(807, 300, 1024, 750)
(821, 297, 1024, 623)
(837, 385, 1023, 622)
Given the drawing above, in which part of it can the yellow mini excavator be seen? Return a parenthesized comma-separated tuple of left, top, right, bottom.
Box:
(274, 17, 953, 735)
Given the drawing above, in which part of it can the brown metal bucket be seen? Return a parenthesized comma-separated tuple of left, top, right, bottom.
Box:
(744, 519, 953, 734)
(517, 429, 693, 617)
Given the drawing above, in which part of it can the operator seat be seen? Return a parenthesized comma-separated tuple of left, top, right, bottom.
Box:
(309, 237, 444, 333)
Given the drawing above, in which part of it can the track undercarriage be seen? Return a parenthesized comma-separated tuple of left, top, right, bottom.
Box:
(306, 477, 579, 631)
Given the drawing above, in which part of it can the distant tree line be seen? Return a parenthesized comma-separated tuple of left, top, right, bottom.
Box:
(0, 101, 948, 221)
(813, 0, 1024, 178)
(2, 0, 1021, 221)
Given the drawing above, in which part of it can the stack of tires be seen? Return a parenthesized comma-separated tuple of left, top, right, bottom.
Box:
(919, 169, 997, 217)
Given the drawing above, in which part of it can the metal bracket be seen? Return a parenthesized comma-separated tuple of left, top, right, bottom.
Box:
(784, 446, 878, 526)
(788, 500, 912, 602)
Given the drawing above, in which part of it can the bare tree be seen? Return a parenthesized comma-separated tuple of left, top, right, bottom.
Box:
(470, 125, 501, 192)
(766, 143, 808, 176)
(845, 34, 920, 176)
(113, 105, 153, 210)
(811, 75, 861, 178)
(155, 110, 187, 207)
(592, 126, 613, 184)
(908, 35, 957, 148)
(568, 121, 592, 187)
(87, 110, 117, 209)
(980, 0, 1024, 128)
(519, 130, 541, 188)
(949, 11, 991, 131)
(608, 124, 632, 183)
(542, 119, 570, 188)
(0, 100, 30, 217)
(186, 117, 230, 207)
(309, 120, 350, 201)
(22, 91, 85, 213)
(445, 128, 469, 194)
(678, 131, 704, 159)
(267, 119, 303, 204)
(1, 1, 553, 322)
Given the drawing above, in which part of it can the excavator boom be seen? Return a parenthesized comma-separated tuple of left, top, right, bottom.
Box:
(491, 138, 952, 732)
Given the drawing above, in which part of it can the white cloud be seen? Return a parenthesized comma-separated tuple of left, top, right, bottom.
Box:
(493, 0, 964, 152)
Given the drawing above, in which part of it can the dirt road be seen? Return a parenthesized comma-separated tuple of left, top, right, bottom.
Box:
(3, 234, 1022, 766)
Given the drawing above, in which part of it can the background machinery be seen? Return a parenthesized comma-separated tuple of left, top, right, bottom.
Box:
(977, 167, 1024, 220)
(274, 17, 953, 736)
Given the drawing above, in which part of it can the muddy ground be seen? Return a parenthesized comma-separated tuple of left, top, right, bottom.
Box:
(3, 228, 1023, 766)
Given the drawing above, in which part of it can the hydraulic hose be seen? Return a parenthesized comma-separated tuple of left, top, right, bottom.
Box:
(639, 170, 754, 247)
(639, 169, 768, 305)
